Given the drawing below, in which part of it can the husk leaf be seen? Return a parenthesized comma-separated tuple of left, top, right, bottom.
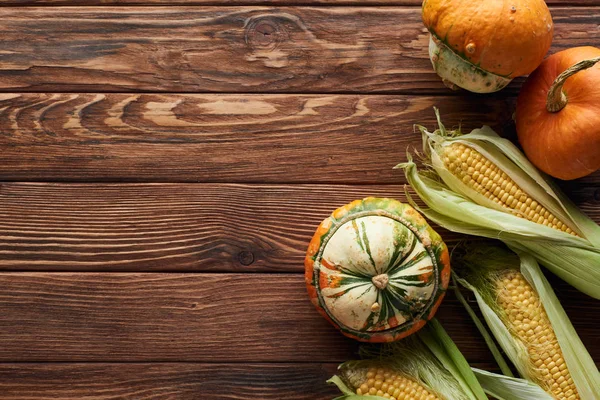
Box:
(327, 375, 355, 395)
(328, 373, 387, 400)
(471, 368, 554, 400)
(419, 319, 488, 400)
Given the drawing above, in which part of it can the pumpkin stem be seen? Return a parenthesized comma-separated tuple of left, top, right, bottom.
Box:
(372, 274, 389, 290)
(546, 56, 600, 113)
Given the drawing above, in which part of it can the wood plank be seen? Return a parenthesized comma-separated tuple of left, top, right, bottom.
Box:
(0, 183, 452, 272)
(0, 272, 596, 363)
(0, 93, 516, 183)
(1, 183, 598, 272)
(2, 93, 598, 185)
(0, 7, 595, 93)
(0, 362, 505, 400)
(0, 0, 592, 5)
(0, 363, 341, 400)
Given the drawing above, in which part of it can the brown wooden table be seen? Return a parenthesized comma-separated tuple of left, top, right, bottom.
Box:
(0, 1, 598, 398)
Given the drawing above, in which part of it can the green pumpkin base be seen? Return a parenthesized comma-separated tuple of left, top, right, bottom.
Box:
(429, 35, 512, 94)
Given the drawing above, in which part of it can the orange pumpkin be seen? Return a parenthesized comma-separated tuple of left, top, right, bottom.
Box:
(516, 47, 600, 180)
(305, 198, 450, 343)
(422, 0, 553, 93)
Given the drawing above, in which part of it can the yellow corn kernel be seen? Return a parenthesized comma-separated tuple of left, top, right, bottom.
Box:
(355, 367, 440, 400)
(496, 271, 580, 399)
(442, 143, 577, 236)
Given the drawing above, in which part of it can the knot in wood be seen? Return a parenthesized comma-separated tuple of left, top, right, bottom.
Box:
(245, 18, 283, 51)
(372, 274, 389, 290)
(238, 251, 255, 266)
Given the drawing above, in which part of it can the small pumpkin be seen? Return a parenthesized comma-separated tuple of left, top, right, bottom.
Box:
(516, 46, 600, 180)
(422, 0, 553, 93)
(305, 197, 450, 343)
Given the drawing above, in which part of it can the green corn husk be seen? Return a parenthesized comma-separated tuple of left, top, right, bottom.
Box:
(396, 109, 600, 299)
(471, 368, 553, 400)
(453, 243, 600, 399)
(328, 319, 551, 400)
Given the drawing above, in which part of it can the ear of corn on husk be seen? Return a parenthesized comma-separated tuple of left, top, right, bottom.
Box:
(328, 318, 551, 400)
(328, 319, 485, 400)
(453, 243, 600, 399)
(396, 110, 600, 299)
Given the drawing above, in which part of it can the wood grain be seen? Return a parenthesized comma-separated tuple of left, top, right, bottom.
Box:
(1, 183, 598, 272)
(0, 93, 517, 183)
(0, 363, 340, 400)
(0, 7, 596, 93)
(0, 272, 596, 363)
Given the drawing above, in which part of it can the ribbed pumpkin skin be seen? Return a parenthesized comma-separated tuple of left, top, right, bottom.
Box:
(516, 47, 600, 180)
(305, 198, 450, 343)
(422, 0, 553, 78)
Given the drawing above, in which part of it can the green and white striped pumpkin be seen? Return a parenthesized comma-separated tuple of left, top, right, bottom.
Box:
(305, 198, 450, 342)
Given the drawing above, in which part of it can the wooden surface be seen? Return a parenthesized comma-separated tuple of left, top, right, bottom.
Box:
(0, 2, 598, 399)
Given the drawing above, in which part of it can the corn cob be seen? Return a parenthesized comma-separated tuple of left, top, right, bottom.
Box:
(400, 117, 600, 298)
(441, 143, 576, 236)
(495, 270, 579, 399)
(345, 365, 440, 400)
